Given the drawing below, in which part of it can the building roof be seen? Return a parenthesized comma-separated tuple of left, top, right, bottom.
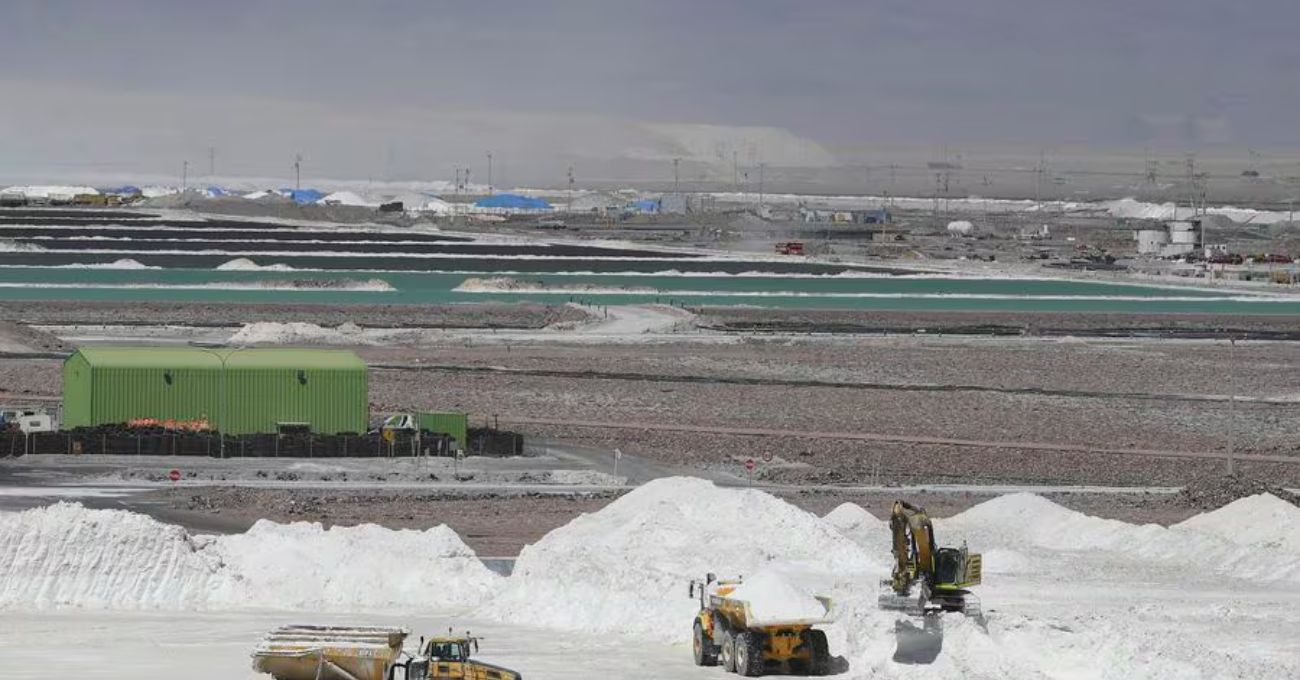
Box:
(70, 347, 366, 370)
(474, 193, 552, 210)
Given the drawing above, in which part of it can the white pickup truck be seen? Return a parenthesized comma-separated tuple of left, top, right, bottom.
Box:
(1, 408, 56, 434)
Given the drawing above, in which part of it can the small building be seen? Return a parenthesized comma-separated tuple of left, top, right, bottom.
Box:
(62, 347, 368, 435)
(1134, 219, 1203, 257)
(660, 193, 689, 214)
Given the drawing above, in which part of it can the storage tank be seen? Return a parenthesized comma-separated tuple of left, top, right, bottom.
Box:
(1136, 229, 1170, 254)
(62, 347, 368, 434)
(1168, 221, 1199, 244)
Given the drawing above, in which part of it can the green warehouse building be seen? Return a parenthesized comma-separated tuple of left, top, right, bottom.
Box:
(62, 347, 369, 435)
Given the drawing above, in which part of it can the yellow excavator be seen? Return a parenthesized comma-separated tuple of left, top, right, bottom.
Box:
(878, 500, 982, 616)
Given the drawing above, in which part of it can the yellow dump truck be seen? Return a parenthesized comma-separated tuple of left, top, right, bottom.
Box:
(252, 626, 522, 680)
(690, 573, 836, 676)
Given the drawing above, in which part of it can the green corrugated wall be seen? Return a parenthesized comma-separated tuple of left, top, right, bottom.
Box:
(417, 411, 468, 451)
(61, 352, 92, 428)
(61, 347, 368, 434)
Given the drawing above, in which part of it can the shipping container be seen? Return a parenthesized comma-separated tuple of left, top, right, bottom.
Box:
(416, 411, 468, 452)
(62, 347, 368, 435)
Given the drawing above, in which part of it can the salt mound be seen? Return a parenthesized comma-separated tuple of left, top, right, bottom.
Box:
(228, 322, 366, 345)
(824, 502, 891, 550)
(455, 276, 654, 294)
(0, 185, 98, 200)
(55, 258, 155, 269)
(0, 240, 46, 253)
(216, 258, 295, 272)
(318, 191, 376, 207)
(211, 520, 499, 610)
(419, 197, 454, 214)
(945, 493, 1300, 583)
(1105, 197, 1177, 221)
(1175, 493, 1300, 554)
(483, 477, 876, 641)
(725, 569, 831, 624)
(0, 502, 222, 609)
(0, 503, 498, 612)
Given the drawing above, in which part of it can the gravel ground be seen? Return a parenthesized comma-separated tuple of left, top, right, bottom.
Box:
(0, 300, 587, 331)
(145, 486, 617, 557)
(699, 307, 1300, 339)
(515, 425, 1300, 487)
(3, 331, 1297, 487)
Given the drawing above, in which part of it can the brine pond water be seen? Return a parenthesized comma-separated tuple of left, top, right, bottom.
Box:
(1, 266, 1297, 314)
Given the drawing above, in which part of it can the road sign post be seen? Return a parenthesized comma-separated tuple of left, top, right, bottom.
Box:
(744, 458, 755, 486)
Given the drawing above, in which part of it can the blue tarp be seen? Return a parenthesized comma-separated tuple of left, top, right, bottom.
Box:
(279, 188, 326, 204)
(474, 193, 552, 210)
(204, 186, 231, 197)
(629, 198, 661, 213)
(101, 185, 142, 196)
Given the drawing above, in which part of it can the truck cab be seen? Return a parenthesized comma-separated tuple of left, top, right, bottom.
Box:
(408, 635, 521, 680)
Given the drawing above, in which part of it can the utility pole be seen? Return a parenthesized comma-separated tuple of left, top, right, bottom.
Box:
(1034, 149, 1046, 211)
(567, 165, 575, 212)
(208, 147, 215, 177)
(294, 154, 302, 191)
(487, 152, 493, 194)
(1227, 337, 1237, 476)
(181, 160, 188, 192)
(732, 150, 738, 192)
(673, 158, 680, 194)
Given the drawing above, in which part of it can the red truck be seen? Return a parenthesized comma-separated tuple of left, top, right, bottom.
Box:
(775, 241, 805, 255)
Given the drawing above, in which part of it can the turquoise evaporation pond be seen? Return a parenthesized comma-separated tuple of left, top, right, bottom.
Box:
(0, 267, 1297, 314)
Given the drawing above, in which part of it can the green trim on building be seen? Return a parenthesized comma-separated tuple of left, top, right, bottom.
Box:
(62, 347, 368, 434)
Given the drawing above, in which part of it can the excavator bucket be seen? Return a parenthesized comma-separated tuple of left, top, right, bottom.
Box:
(878, 581, 982, 618)
(877, 580, 926, 615)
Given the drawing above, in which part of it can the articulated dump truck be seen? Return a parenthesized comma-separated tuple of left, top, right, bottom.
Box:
(690, 574, 838, 676)
(252, 625, 522, 680)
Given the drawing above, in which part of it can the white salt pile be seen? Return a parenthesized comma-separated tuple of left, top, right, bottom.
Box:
(724, 569, 832, 624)
(824, 502, 891, 550)
(228, 321, 364, 345)
(942, 493, 1300, 583)
(215, 257, 296, 271)
(0, 503, 498, 611)
(1175, 493, 1300, 553)
(483, 477, 876, 641)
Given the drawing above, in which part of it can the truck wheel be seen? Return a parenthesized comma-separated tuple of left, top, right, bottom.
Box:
(694, 620, 718, 666)
(808, 629, 830, 676)
(721, 629, 736, 672)
(734, 631, 763, 677)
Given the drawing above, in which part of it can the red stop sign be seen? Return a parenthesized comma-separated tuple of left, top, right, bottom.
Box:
(168, 469, 181, 482)
(744, 458, 755, 472)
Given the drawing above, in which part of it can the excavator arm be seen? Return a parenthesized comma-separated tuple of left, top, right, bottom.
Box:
(879, 500, 982, 616)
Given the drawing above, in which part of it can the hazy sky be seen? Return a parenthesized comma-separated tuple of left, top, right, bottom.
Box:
(3, 1, 1298, 181)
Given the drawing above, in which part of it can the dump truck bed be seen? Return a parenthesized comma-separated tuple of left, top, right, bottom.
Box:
(252, 625, 408, 680)
(710, 593, 835, 628)
(708, 573, 836, 628)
